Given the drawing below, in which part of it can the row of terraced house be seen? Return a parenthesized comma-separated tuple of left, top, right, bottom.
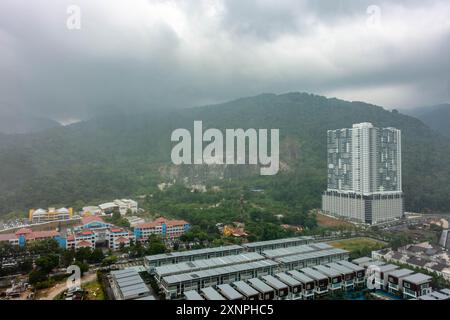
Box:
(143, 237, 449, 300)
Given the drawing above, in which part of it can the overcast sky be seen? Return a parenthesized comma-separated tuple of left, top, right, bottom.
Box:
(1, 0, 449, 123)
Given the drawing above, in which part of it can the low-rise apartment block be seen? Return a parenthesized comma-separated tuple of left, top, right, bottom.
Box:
(134, 217, 190, 242)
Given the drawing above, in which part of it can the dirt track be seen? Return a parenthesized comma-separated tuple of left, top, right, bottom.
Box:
(38, 272, 97, 300)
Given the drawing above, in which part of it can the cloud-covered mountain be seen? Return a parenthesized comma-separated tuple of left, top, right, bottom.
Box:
(0, 110, 61, 134)
(0, 92, 449, 216)
(1, 0, 449, 121)
(403, 104, 450, 138)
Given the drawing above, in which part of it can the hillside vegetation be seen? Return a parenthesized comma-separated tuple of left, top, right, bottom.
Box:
(1, 92, 450, 217)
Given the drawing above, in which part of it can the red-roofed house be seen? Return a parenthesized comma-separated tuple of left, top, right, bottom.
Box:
(134, 217, 190, 241)
(78, 215, 111, 231)
(65, 221, 135, 251)
(109, 228, 135, 250)
(66, 229, 97, 250)
(0, 233, 19, 245)
(0, 228, 63, 247)
(76, 240, 94, 249)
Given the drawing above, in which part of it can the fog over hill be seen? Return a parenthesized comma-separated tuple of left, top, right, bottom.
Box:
(401, 104, 450, 138)
(0, 110, 61, 134)
(0, 92, 449, 216)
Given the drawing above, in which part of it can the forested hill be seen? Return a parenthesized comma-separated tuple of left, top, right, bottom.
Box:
(0, 112, 61, 134)
(1, 92, 450, 216)
(403, 104, 450, 138)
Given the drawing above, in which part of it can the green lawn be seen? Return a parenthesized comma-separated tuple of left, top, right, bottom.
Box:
(82, 281, 105, 300)
(328, 237, 387, 254)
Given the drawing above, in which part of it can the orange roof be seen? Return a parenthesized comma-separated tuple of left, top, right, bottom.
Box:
(81, 215, 104, 225)
(76, 240, 92, 247)
(111, 228, 124, 233)
(116, 237, 129, 243)
(135, 217, 188, 229)
(80, 230, 94, 236)
(0, 233, 17, 241)
(27, 230, 59, 240)
(15, 228, 32, 235)
(166, 219, 189, 227)
(135, 221, 160, 229)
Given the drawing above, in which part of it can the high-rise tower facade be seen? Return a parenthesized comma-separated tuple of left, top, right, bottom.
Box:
(322, 123, 404, 224)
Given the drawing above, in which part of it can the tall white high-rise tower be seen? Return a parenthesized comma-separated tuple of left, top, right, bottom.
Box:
(322, 122, 404, 224)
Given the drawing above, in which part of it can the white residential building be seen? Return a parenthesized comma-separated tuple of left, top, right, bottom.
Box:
(322, 122, 404, 224)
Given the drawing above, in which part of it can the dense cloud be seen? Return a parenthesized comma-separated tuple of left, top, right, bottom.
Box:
(0, 0, 449, 122)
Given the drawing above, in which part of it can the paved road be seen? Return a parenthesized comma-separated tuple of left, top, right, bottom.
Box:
(38, 272, 97, 300)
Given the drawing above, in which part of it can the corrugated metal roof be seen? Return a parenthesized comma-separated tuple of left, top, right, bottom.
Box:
(116, 275, 144, 288)
(275, 272, 301, 287)
(429, 291, 448, 300)
(361, 260, 385, 268)
(262, 275, 288, 290)
(388, 268, 414, 278)
(162, 260, 278, 285)
(184, 290, 204, 300)
(145, 245, 243, 262)
(112, 268, 150, 299)
(336, 260, 364, 272)
(376, 264, 399, 273)
(111, 269, 139, 279)
(248, 278, 274, 293)
(232, 281, 259, 297)
(201, 287, 225, 300)
(275, 248, 348, 264)
(326, 262, 354, 274)
(120, 283, 150, 298)
(402, 273, 432, 284)
(217, 284, 243, 300)
(155, 252, 264, 277)
(352, 257, 373, 264)
(313, 265, 342, 278)
(418, 295, 437, 300)
(309, 243, 333, 250)
(242, 237, 311, 248)
(134, 295, 156, 300)
(440, 288, 450, 296)
(261, 245, 316, 259)
(300, 267, 328, 280)
(287, 270, 314, 284)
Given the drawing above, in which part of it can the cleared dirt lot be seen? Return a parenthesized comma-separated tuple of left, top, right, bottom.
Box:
(317, 213, 354, 228)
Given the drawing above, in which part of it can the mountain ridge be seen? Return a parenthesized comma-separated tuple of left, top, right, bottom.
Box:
(1, 92, 449, 216)
(402, 103, 450, 138)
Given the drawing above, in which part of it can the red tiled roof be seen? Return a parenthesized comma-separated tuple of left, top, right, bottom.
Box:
(116, 237, 129, 243)
(166, 219, 189, 227)
(81, 215, 104, 225)
(76, 240, 92, 248)
(27, 230, 59, 240)
(111, 228, 123, 233)
(66, 235, 75, 241)
(15, 228, 32, 235)
(80, 230, 94, 236)
(0, 233, 18, 241)
(135, 221, 160, 229)
(135, 217, 188, 229)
